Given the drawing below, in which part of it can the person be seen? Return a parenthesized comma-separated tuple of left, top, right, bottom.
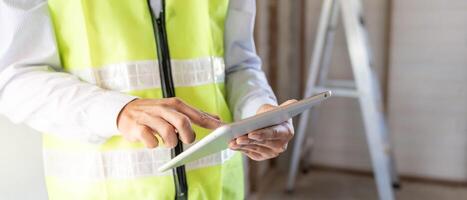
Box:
(0, 0, 295, 199)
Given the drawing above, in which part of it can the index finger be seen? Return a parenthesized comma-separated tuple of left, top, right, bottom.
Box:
(164, 98, 223, 129)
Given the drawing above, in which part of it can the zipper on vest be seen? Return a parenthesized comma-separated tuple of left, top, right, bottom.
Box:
(147, 0, 188, 199)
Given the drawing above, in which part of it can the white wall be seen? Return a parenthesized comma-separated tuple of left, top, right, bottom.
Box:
(388, 0, 467, 181)
(0, 116, 48, 199)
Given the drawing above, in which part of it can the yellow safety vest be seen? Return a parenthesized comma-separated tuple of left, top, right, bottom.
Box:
(44, 0, 244, 199)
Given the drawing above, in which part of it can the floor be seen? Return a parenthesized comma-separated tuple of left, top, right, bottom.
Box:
(252, 169, 467, 200)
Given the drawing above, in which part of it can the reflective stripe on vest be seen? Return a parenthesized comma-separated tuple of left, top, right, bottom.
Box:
(71, 57, 225, 92)
(44, 148, 236, 180)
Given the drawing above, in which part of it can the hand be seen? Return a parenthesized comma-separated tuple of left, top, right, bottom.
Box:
(117, 98, 222, 148)
(228, 100, 297, 161)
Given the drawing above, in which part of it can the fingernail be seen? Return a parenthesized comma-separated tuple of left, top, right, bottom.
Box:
(237, 139, 251, 145)
(230, 144, 244, 150)
(248, 134, 262, 141)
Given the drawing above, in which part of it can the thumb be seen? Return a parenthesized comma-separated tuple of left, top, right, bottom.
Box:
(256, 99, 298, 114)
(280, 99, 298, 107)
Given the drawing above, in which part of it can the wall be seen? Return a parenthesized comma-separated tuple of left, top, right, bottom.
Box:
(388, 0, 467, 181)
(0, 116, 48, 199)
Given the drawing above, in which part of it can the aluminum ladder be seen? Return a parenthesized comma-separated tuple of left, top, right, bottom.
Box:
(286, 0, 400, 199)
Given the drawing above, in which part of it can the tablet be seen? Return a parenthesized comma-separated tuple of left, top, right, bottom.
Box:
(158, 91, 332, 172)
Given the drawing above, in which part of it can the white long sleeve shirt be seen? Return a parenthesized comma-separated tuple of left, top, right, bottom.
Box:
(0, 0, 277, 143)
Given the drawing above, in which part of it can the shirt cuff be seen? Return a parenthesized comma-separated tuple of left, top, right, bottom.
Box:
(85, 91, 137, 143)
(238, 95, 278, 120)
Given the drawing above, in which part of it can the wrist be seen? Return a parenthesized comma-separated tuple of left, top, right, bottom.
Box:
(117, 98, 139, 131)
(85, 91, 137, 143)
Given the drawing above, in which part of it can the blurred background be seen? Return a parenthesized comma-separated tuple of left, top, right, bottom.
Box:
(1, 0, 467, 199)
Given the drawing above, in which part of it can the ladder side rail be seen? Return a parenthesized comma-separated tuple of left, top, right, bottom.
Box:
(286, 0, 338, 191)
(340, 0, 394, 199)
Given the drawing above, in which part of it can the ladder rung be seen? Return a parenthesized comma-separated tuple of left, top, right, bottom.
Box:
(325, 80, 356, 88)
(314, 87, 359, 98)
